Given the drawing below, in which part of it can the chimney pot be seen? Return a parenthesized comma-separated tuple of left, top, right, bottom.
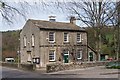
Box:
(49, 16, 56, 22)
(70, 16, 76, 24)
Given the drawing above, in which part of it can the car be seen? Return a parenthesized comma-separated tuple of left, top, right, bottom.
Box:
(105, 61, 120, 69)
(5, 57, 15, 63)
(107, 58, 113, 61)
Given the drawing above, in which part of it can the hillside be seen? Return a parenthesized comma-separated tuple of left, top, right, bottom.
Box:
(86, 27, 118, 58)
(2, 30, 21, 61)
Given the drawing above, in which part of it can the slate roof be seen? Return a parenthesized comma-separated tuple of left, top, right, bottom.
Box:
(28, 19, 86, 32)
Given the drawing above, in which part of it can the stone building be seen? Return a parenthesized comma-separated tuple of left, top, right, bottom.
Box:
(20, 17, 88, 68)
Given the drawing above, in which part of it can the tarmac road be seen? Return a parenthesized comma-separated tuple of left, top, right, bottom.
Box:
(1, 66, 119, 80)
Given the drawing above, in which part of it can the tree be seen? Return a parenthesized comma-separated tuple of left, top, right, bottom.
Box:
(116, 1, 120, 60)
(0, 0, 53, 24)
(53, 0, 118, 60)
(0, 1, 27, 24)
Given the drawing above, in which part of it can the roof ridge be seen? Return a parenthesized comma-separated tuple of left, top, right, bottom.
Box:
(27, 19, 85, 31)
(28, 19, 77, 25)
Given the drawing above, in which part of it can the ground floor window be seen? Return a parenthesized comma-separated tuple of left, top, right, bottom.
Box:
(27, 53, 32, 63)
(77, 50, 82, 59)
(49, 50, 55, 61)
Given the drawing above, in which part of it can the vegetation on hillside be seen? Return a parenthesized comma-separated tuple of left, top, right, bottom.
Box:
(2, 30, 20, 61)
(86, 27, 119, 59)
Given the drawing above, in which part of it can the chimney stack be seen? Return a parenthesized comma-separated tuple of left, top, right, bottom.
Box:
(49, 16, 56, 22)
(70, 16, 76, 24)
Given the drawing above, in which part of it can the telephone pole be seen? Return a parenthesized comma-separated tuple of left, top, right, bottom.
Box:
(117, 2, 120, 61)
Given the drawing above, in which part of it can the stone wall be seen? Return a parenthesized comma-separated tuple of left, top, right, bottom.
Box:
(2, 62, 18, 68)
(46, 61, 112, 73)
(20, 63, 35, 71)
(1, 62, 35, 71)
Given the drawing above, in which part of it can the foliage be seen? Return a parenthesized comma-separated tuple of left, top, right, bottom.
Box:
(86, 27, 117, 57)
(2, 30, 20, 60)
(105, 61, 120, 69)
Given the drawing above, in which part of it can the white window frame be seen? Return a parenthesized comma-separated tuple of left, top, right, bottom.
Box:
(64, 32, 69, 42)
(77, 50, 82, 59)
(77, 33, 82, 42)
(49, 50, 56, 61)
(23, 36, 27, 47)
(48, 32, 55, 43)
(31, 34, 35, 47)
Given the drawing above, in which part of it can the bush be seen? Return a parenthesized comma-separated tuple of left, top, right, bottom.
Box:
(105, 61, 120, 69)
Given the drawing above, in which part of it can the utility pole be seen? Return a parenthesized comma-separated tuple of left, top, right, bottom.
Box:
(17, 38, 20, 68)
(117, 2, 120, 61)
(17, 30, 21, 68)
(117, 1, 120, 60)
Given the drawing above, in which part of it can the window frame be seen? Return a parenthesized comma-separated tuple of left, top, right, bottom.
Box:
(49, 50, 56, 61)
(31, 34, 35, 47)
(77, 50, 82, 59)
(77, 33, 82, 42)
(64, 32, 69, 42)
(23, 35, 27, 47)
(48, 32, 55, 43)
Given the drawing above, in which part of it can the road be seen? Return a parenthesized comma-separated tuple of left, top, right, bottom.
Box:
(1, 66, 119, 79)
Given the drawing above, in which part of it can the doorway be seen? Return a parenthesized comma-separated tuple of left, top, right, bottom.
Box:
(89, 52, 93, 61)
(63, 51, 69, 63)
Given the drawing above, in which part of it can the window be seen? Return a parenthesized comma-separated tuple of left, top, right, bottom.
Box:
(27, 53, 32, 63)
(77, 50, 82, 59)
(31, 34, 35, 47)
(64, 33, 69, 42)
(23, 36, 27, 47)
(77, 33, 82, 42)
(49, 50, 55, 61)
(49, 32, 55, 42)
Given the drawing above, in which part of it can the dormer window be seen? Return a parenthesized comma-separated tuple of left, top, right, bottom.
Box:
(64, 32, 69, 42)
(49, 32, 55, 42)
(77, 33, 82, 42)
(31, 34, 35, 47)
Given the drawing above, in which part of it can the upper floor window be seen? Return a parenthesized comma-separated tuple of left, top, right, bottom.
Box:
(49, 32, 55, 42)
(23, 36, 27, 47)
(77, 33, 82, 42)
(64, 32, 69, 42)
(49, 50, 55, 61)
(77, 50, 82, 59)
(31, 34, 35, 47)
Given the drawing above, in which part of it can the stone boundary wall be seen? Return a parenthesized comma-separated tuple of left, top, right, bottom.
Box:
(20, 64, 35, 71)
(1, 62, 35, 71)
(46, 61, 114, 73)
(1, 62, 18, 68)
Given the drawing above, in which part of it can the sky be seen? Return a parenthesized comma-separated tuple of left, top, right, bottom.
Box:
(0, 1, 75, 31)
(0, 0, 118, 31)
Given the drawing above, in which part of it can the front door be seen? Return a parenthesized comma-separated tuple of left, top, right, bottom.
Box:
(100, 55, 105, 61)
(64, 52, 69, 63)
(89, 52, 93, 61)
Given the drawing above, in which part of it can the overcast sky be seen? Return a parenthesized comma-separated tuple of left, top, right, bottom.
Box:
(0, 1, 73, 31)
(1, 0, 118, 31)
